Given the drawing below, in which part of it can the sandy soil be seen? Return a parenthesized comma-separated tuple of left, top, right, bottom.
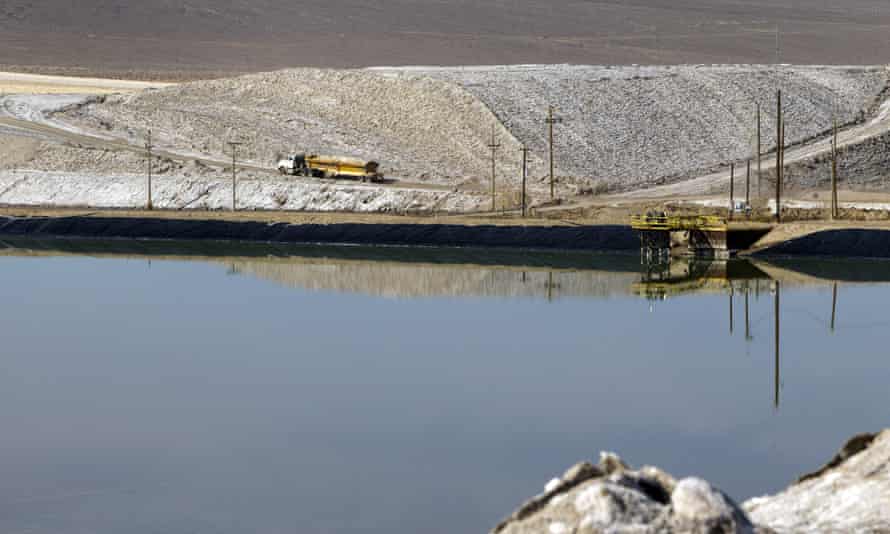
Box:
(0, 71, 172, 94)
(4, 1, 890, 75)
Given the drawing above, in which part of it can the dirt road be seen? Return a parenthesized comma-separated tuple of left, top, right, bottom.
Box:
(617, 94, 890, 199)
(0, 91, 454, 194)
(0, 71, 172, 94)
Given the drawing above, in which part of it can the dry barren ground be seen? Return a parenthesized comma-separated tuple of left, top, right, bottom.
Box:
(50, 65, 890, 194)
(5, 1, 890, 75)
(2, 64, 890, 217)
(0, 71, 172, 94)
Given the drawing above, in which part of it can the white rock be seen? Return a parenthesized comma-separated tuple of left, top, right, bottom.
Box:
(671, 477, 735, 522)
(545, 478, 561, 493)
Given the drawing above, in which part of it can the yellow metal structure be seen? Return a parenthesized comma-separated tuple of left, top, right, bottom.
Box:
(630, 214, 727, 232)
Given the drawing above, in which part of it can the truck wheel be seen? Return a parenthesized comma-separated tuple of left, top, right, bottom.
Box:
(278, 167, 287, 175)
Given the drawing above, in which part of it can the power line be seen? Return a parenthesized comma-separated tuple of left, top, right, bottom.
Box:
(227, 141, 244, 211)
(545, 105, 564, 200)
(145, 129, 153, 210)
(519, 144, 531, 217)
(487, 124, 501, 212)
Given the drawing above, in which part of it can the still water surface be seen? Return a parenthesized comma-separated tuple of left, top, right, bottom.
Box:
(1, 242, 888, 533)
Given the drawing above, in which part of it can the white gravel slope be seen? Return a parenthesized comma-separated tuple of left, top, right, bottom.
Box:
(2, 65, 886, 214)
(0, 170, 485, 213)
(376, 65, 888, 191)
(55, 69, 532, 188)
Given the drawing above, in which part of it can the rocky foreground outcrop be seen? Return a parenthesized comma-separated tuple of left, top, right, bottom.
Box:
(493, 429, 890, 533)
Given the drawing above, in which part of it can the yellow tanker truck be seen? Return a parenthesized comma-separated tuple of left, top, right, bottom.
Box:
(277, 153, 383, 183)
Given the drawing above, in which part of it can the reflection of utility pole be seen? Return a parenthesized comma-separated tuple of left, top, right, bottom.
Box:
(729, 285, 734, 334)
(547, 272, 552, 302)
(227, 141, 243, 211)
(545, 105, 563, 200)
(145, 129, 153, 210)
(745, 288, 752, 340)
(774, 280, 781, 410)
(520, 144, 530, 217)
(831, 282, 838, 332)
(487, 125, 501, 212)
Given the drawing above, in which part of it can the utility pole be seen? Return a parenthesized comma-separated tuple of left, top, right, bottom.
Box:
(757, 102, 762, 199)
(729, 163, 735, 220)
(545, 105, 563, 200)
(746, 159, 751, 209)
(781, 108, 786, 193)
(776, 89, 783, 223)
(487, 125, 501, 212)
(832, 114, 839, 219)
(520, 145, 531, 217)
(145, 129, 153, 210)
(227, 141, 243, 211)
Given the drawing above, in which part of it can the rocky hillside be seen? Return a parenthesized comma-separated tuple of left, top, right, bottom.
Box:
(390, 65, 888, 191)
(56, 69, 534, 188)
(57, 65, 888, 195)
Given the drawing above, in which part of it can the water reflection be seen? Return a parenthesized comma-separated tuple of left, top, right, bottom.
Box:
(3, 237, 884, 303)
(3, 239, 884, 413)
(635, 260, 879, 411)
(0, 238, 889, 534)
(1, 240, 886, 413)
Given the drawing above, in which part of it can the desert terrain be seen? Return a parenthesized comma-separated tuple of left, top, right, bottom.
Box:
(3, 1, 890, 77)
(1, 1, 890, 220)
(2, 63, 890, 218)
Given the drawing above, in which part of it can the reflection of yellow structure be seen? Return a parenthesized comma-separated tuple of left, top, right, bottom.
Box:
(633, 260, 769, 299)
(633, 277, 733, 299)
(630, 214, 727, 232)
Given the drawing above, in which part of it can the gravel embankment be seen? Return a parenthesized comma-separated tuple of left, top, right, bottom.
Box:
(388, 65, 888, 191)
(56, 65, 888, 198)
(55, 69, 531, 188)
(0, 170, 486, 213)
(777, 129, 890, 191)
